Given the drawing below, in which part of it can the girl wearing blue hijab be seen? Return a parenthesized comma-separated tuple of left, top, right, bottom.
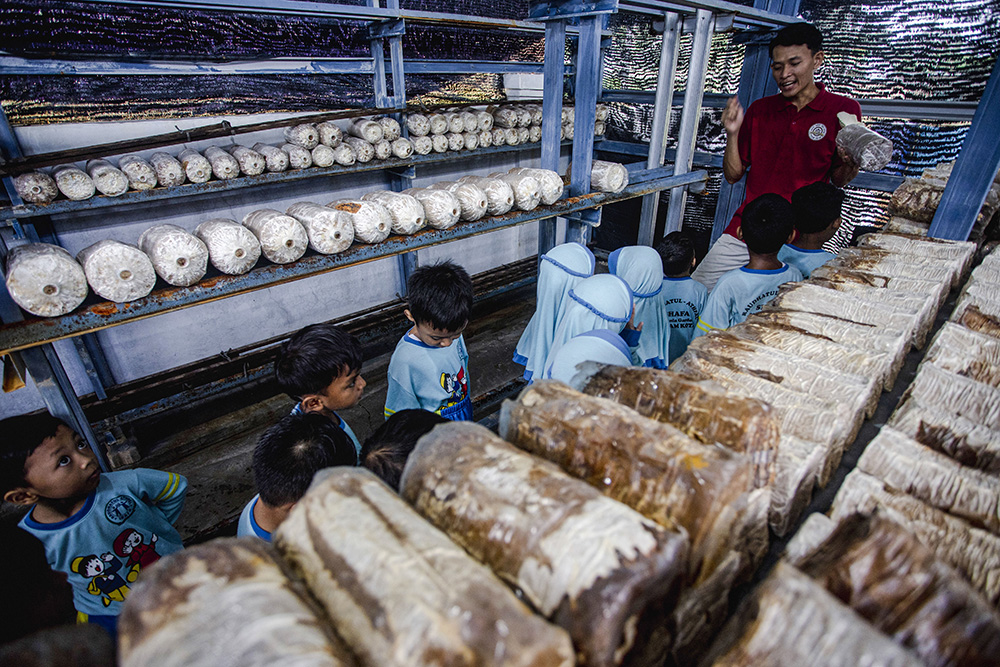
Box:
(609, 245, 672, 368)
(544, 328, 632, 384)
(513, 242, 595, 381)
(539, 273, 636, 375)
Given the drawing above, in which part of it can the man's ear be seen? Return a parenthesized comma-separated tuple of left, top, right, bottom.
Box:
(4, 486, 39, 506)
(736, 226, 743, 241)
(403, 309, 415, 324)
(813, 50, 825, 70)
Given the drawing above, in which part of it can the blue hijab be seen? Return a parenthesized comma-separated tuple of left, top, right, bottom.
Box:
(544, 328, 632, 384)
(609, 245, 671, 369)
(513, 242, 595, 381)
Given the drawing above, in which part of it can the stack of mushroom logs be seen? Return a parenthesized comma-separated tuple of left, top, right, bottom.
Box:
(9, 103, 610, 205)
(3, 161, 628, 318)
(114, 230, 997, 664)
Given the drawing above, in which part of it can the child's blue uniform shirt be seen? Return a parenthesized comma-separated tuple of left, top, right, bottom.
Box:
(777, 244, 835, 278)
(661, 276, 708, 362)
(236, 495, 271, 542)
(385, 332, 472, 421)
(696, 264, 802, 335)
(19, 469, 187, 632)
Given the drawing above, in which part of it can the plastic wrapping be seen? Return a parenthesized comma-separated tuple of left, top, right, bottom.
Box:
(361, 191, 425, 235)
(331, 143, 356, 166)
(77, 239, 156, 302)
(529, 125, 543, 142)
(836, 119, 893, 172)
(399, 421, 689, 667)
(508, 167, 564, 205)
(810, 264, 948, 312)
(118, 539, 358, 667)
(591, 160, 629, 193)
(177, 149, 212, 183)
(325, 200, 391, 244)
(458, 111, 478, 133)
(924, 321, 1000, 388)
(118, 154, 158, 191)
(86, 158, 129, 196)
(889, 397, 1000, 473)
(283, 124, 319, 150)
(504, 127, 520, 145)
(527, 104, 543, 125)
(431, 134, 449, 153)
(13, 171, 58, 204)
(281, 143, 313, 169)
(427, 113, 448, 135)
(315, 121, 342, 148)
(252, 143, 289, 172)
(475, 110, 493, 132)
(461, 131, 478, 150)
(372, 139, 392, 161)
(138, 224, 209, 287)
(428, 181, 487, 221)
(194, 218, 261, 275)
(343, 137, 374, 163)
(202, 146, 240, 180)
(310, 144, 336, 167)
(489, 172, 539, 211)
(53, 164, 96, 200)
(5, 242, 88, 316)
(906, 363, 1000, 437)
(377, 116, 401, 141)
(857, 232, 976, 277)
(285, 202, 354, 255)
(516, 126, 530, 144)
(457, 175, 514, 216)
(405, 113, 430, 137)
(390, 137, 413, 159)
(225, 145, 265, 176)
(444, 113, 464, 134)
(149, 152, 185, 187)
(492, 106, 517, 128)
(491, 127, 507, 146)
(477, 129, 493, 148)
(561, 123, 573, 140)
(446, 132, 465, 151)
(401, 188, 461, 230)
(411, 136, 433, 155)
(241, 209, 308, 264)
(515, 106, 532, 128)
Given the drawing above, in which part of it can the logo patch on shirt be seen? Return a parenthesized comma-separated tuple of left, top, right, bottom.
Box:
(808, 123, 827, 141)
(105, 495, 137, 524)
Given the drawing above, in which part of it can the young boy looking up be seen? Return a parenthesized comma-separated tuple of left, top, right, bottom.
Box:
(361, 409, 447, 491)
(2, 413, 187, 636)
(778, 181, 845, 277)
(275, 322, 366, 458)
(385, 260, 474, 421)
(656, 231, 708, 362)
(237, 412, 357, 542)
(695, 193, 803, 335)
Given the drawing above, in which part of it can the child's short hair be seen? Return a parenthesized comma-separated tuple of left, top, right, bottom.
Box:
(655, 232, 696, 276)
(741, 193, 795, 254)
(253, 412, 357, 507)
(406, 260, 473, 332)
(770, 22, 822, 58)
(275, 323, 362, 400)
(791, 181, 845, 234)
(361, 409, 446, 491)
(0, 413, 67, 496)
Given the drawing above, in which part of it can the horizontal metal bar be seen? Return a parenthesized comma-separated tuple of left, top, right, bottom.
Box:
(406, 60, 548, 74)
(597, 139, 723, 167)
(850, 172, 904, 193)
(0, 169, 694, 356)
(528, 0, 619, 20)
(1, 139, 593, 223)
(619, 0, 798, 28)
(367, 18, 406, 39)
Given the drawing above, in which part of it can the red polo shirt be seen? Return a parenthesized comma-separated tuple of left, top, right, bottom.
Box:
(724, 84, 862, 238)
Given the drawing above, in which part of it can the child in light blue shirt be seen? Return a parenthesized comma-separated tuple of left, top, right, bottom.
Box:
(656, 232, 708, 362)
(610, 245, 672, 369)
(777, 181, 844, 277)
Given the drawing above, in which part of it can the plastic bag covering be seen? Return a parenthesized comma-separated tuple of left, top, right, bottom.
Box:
(310, 143, 336, 167)
(252, 143, 289, 172)
(77, 239, 156, 303)
(343, 137, 374, 163)
(489, 172, 539, 211)
(361, 191, 425, 235)
(508, 167, 564, 205)
(836, 121, 893, 172)
(281, 143, 313, 169)
(13, 171, 57, 203)
(226, 144, 265, 176)
(119, 154, 158, 190)
(372, 139, 392, 160)
(202, 146, 239, 179)
(283, 124, 318, 149)
(53, 164, 96, 200)
(390, 137, 413, 159)
(117, 538, 359, 667)
(889, 396, 1000, 474)
(500, 380, 756, 584)
(138, 223, 209, 287)
(402, 188, 460, 230)
(457, 175, 514, 216)
(377, 116, 400, 141)
(177, 149, 211, 183)
(348, 118, 383, 144)
(285, 202, 354, 254)
(273, 468, 575, 667)
(406, 113, 430, 136)
(149, 152, 185, 186)
(590, 160, 628, 193)
(315, 121, 341, 148)
(411, 136, 433, 155)
(86, 158, 128, 196)
(241, 209, 308, 264)
(325, 200, 390, 244)
(428, 181, 487, 221)
(399, 421, 689, 667)
(194, 218, 261, 275)
(5, 242, 88, 316)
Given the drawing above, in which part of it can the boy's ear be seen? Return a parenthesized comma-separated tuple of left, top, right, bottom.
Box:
(300, 394, 326, 414)
(4, 486, 39, 506)
(403, 309, 415, 325)
(786, 230, 796, 243)
(690, 255, 697, 270)
(735, 226, 743, 241)
(831, 216, 843, 231)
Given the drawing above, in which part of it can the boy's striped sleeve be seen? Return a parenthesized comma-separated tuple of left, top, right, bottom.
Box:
(137, 468, 189, 524)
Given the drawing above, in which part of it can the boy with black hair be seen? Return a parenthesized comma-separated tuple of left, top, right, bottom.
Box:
(778, 180, 845, 277)
(361, 409, 447, 491)
(237, 412, 356, 542)
(1, 412, 186, 636)
(384, 260, 474, 421)
(695, 193, 803, 335)
(275, 322, 366, 456)
(657, 231, 708, 362)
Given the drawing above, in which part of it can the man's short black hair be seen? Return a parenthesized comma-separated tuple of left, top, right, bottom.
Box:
(361, 409, 446, 491)
(655, 232, 696, 276)
(275, 323, 362, 400)
(0, 413, 67, 496)
(406, 260, 473, 332)
(770, 22, 823, 59)
(741, 193, 795, 254)
(791, 181, 845, 234)
(253, 412, 357, 507)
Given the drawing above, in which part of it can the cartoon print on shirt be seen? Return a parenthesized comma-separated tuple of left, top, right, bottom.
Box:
(71, 553, 130, 607)
(114, 528, 161, 582)
(439, 366, 469, 409)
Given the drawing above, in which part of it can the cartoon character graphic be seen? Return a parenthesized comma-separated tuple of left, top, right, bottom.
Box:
(71, 553, 130, 607)
(439, 366, 469, 405)
(113, 528, 160, 582)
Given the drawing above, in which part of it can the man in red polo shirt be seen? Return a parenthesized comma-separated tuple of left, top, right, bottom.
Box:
(692, 22, 861, 291)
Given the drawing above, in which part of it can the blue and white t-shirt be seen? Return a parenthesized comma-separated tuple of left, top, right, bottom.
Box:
(661, 276, 708, 362)
(236, 495, 271, 542)
(777, 244, 835, 278)
(696, 264, 803, 335)
(385, 332, 472, 421)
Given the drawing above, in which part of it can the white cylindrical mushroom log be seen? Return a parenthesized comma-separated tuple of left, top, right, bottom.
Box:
(225, 145, 265, 176)
(562, 122, 574, 140)
(446, 133, 465, 151)
(242, 209, 308, 264)
(594, 121, 606, 136)
(516, 127, 530, 144)
(118, 154, 158, 191)
(475, 110, 494, 132)
(406, 113, 430, 137)
(562, 106, 574, 123)
(461, 132, 479, 151)
(391, 137, 413, 159)
(5, 243, 88, 316)
(490, 172, 540, 211)
(373, 139, 392, 161)
(138, 224, 209, 287)
(592, 159, 629, 193)
(349, 119, 384, 144)
(402, 188, 461, 230)
(86, 159, 129, 196)
(283, 124, 319, 150)
(53, 164, 96, 201)
(529, 125, 542, 142)
(429, 181, 488, 221)
(281, 143, 313, 169)
(311, 144, 336, 167)
(13, 171, 58, 204)
(515, 106, 532, 128)
(492, 107, 517, 129)
(377, 116, 401, 141)
(527, 104, 543, 125)
(491, 128, 507, 146)
(428, 113, 448, 135)
(202, 146, 240, 180)
(596, 103, 610, 122)
(504, 127, 520, 146)
(331, 143, 356, 166)
(477, 130, 493, 148)
(459, 111, 478, 133)
(361, 191, 426, 235)
(343, 137, 374, 163)
(412, 136, 433, 155)
(149, 152, 186, 187)
(77, 239, 156, 303)
(431, 134, 449, 153)
(315, 121, 343, 148)
(325, 200, 391, 244)
(286, 202, 354, 255)
(445, 113, 464, 135)
(458, 176, 514, 216)
(177, 149, 213, 183)
(252, 143, 289, 172)
(509, 167, 564, 205)
(194, 218, 261, 275)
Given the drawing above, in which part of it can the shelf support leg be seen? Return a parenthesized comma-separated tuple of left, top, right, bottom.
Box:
(538, 19, 567, 258)
(566, 14, 602, 246)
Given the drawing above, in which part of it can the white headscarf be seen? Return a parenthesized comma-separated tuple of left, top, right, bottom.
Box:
(609, 245, 671, 368)
(513, 242, 595, 381)
(544, 328, 632, 384)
